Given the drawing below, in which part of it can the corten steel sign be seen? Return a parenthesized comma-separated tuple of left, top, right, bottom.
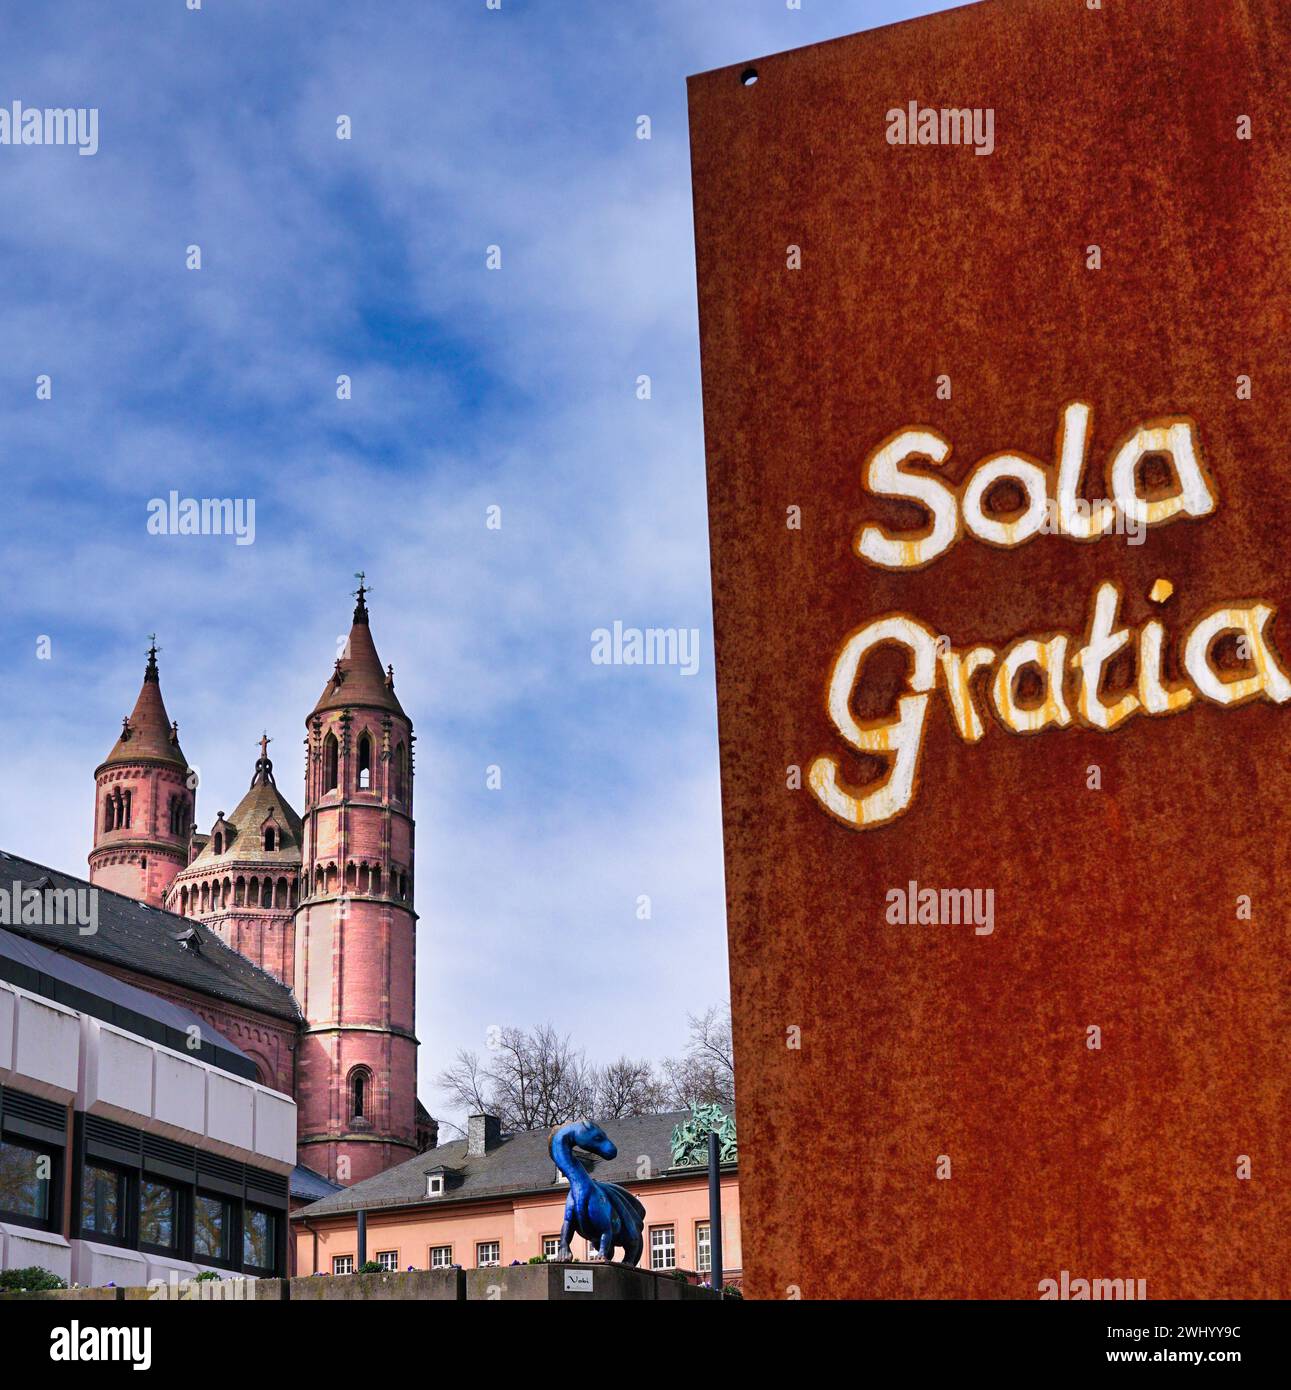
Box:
(689, 0, 1291, 1299)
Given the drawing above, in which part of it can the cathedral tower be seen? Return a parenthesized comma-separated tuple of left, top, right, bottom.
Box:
(89, 642, 194, 908)
(294, 582, 419, 1185)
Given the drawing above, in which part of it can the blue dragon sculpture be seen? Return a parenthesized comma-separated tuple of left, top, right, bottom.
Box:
(549, 1120, 646, 1265)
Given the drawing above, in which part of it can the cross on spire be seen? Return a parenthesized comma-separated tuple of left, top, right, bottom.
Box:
(144, 634, 161, 681)
(251, 731, 276, 787)
(352, 571, 372, 624)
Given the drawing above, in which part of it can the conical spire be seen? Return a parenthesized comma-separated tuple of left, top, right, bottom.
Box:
(311, 577, 406, 718)
(99, 640, 187, 770)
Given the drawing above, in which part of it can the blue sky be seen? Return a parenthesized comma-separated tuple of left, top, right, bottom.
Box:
(0, 0, 953, 1125)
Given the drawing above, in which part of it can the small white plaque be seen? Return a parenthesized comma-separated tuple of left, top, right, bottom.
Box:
(564, 1268, 594, 1293)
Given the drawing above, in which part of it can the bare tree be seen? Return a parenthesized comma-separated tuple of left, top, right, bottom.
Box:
(661, 1004, 735, 1111)
(435, 1006, 736, 1135)
(593, 1056, 668, 1118)
(437, 1048, 493, 1120)
(436, 1024, 594, 1133)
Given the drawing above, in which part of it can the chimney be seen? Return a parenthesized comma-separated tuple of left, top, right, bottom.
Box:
(467, 1113, 501, 1157)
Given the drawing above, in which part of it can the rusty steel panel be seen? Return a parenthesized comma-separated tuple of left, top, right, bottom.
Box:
(689, 0, 1291, 1299)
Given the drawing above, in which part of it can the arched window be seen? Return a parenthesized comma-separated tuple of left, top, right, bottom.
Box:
(357, 733, 372, 791)
(104, 794, 116, 833)
(213, 832, 223, 855)
(323, 733, 339, 792)
(261, 879, 273, 908)
(350, 1068, 373, 1121)
(394, 743, 406, 801)
(263, 825, 276, 852)
(121, 790, 132, 828)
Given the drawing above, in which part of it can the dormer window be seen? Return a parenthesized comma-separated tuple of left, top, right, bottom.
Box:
(263, 826, 276, 852)
(213, 832, 223, 854)
(427, 1174, 444, 1197)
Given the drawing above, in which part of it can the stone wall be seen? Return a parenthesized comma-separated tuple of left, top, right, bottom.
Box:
(0, 1264, 725, 1302)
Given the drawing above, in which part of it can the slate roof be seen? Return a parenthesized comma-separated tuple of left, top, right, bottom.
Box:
(0, 924, 244, 1063)
(184, 748, 303, 874)
(98, 648, 187, 771)
(291, 1163, 344, 1203)
(0, 849, 301, 1024)
(296, 1111, 729, 1218)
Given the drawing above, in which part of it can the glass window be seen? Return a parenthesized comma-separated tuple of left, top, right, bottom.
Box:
(696, 1222, 712, 1274)
(80, 1164, 125, 1238)
(194, 1192, 231, 1262)
(243, 1207, 276, 1270)
(649, 1225, 676, 1271)
(429, 1245, 452, 1269)
(476, 1240, 500, 1267)
(542, 1235, 560, 1259)
(139, 1179, 178, 1250)
(0, 1139, 52, 1222)
(333, 1254, 354, 1275)
(376, 1250, 398, 1272)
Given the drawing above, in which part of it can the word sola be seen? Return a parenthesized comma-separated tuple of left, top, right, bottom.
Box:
(0, 100, 98, 155)
(808, 402, 1291, 830)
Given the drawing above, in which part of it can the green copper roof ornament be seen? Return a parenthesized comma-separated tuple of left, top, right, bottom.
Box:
(670, 1101, 737, 1168)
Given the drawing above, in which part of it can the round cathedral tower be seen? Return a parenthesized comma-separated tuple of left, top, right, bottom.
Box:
(89, 642, 195, 908)
(293, 583, 419, 1185)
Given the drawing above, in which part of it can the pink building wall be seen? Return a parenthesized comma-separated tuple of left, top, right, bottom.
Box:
(293, 1172, 742, 1280)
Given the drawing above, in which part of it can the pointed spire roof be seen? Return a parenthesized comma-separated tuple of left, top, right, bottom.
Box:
(184, 736, 302, 871)
(310, 577, 407, 719)
(98, 640, 188, 772)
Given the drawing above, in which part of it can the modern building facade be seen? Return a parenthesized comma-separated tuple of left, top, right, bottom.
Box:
(293, 1112, 741, 1285)
(0, 923, 295, 1285)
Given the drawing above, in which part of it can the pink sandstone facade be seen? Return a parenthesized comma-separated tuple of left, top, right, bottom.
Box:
(293, 1171, 742, 1283)
(293, 588, 419, 1185)
(85, 585, 430, 1185)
